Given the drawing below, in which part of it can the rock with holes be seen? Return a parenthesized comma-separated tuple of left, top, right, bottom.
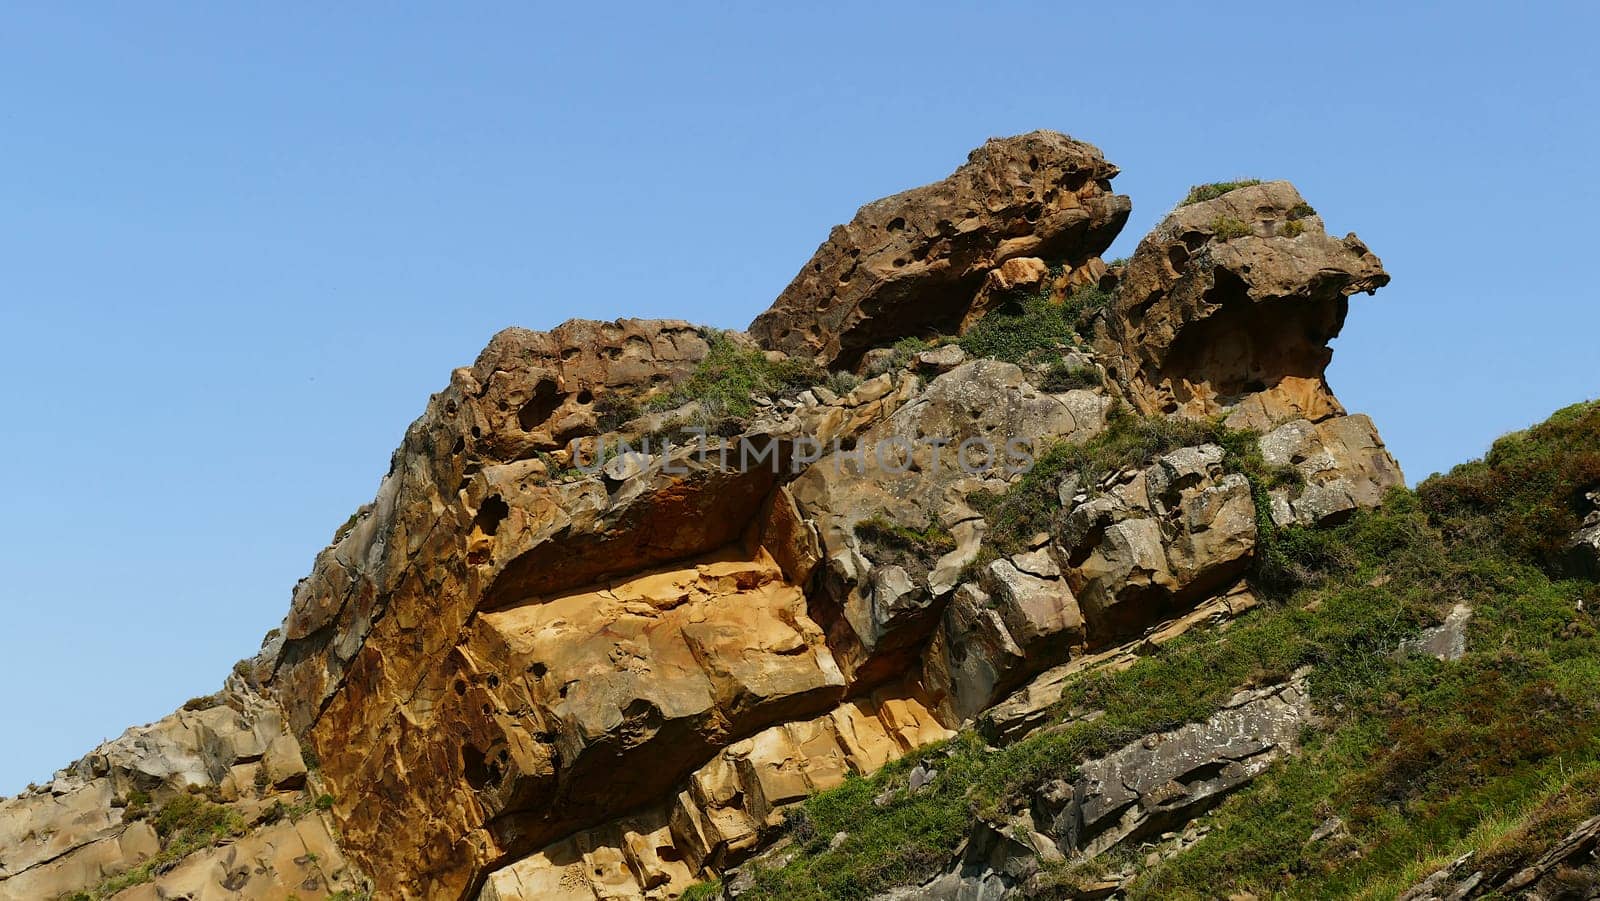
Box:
(1096, 181, 1388, 431)
(458, 318, 716, 458)
(749, 131, 1130, 370)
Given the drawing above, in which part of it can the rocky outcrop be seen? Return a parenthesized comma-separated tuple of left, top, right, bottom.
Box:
(1258, 413, 1404, 527)
(750, 131, 1130, 369)
(1567, 490, 1600, 578)
(1060, 443, 1258, 635)
(874, 675, 1313, 900)
(1397, 814, 1600, 900)
(1, 132, 1409, 901)
(0, 682, 364, 900)
(1096, 181, 1388, 431)
(791, 359, 1112, 693)
(479, 688, 952, 900)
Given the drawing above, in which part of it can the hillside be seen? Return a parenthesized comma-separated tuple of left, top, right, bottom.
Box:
(1, 131, 1596, 901)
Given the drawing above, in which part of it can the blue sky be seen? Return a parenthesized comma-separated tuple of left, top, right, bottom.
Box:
(1, 3, 1595, 793)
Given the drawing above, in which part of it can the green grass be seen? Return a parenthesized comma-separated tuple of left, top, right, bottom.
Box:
(1418, 399, 1600, 575)
(646, 329, 825, 422)
(955, 278, 1108, 365)
(1131, 563, 1600, 899)
(1180, 180, 1263, 206)
(1210, 215, 1254, 240)
(680, 879, 725, 901)
(81, 792, 248, 898)
(731, 396, 1600, 899)
(1037, 360, 1101, 392)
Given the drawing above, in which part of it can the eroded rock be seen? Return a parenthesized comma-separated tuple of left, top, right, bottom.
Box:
(751, 131, 1130, 369)
(1097, 181, 1388, 430)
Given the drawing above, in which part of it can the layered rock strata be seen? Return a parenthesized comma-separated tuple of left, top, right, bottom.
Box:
(0, 131, 1406, 901)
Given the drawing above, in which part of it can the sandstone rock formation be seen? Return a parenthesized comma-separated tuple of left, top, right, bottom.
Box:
(0, 681, 363, 900)
(1, 131, 1409, 901)
(1096, 181, 1388, 430)
(750, 131, 1130, 369)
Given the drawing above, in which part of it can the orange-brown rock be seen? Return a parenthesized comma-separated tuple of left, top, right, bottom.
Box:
(0, 684, 365, 900)
(1096, 181, 1389, 430)
(2, 136, 1417, 901)
(750, 131, 1130, 369)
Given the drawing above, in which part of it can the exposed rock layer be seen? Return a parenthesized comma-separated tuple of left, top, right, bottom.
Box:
(0, 131, 1405, 901)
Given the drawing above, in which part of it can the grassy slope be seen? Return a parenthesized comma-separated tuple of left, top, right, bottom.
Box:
(716, 401, 1600, 900)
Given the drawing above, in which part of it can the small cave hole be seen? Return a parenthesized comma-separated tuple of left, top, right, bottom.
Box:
(518, 380, 564, 432)
(486, 674, 500, 689)
(576, 389, 594, 405)
(886, 216, 906, 232)
(529, 662, 549, 679)
(473, 495, 510, 537)
(453, 680, 467, 696)
(462, 744, 505, 791)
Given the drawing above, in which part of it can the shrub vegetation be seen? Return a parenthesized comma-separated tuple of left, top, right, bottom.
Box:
(1180, 180, 1263, 206)
(730, 401, 1600, 900)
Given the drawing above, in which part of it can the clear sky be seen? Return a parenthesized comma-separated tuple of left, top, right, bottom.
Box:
(1, 3, 1596, 794)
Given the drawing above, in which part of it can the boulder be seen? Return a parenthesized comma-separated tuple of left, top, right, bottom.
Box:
(750, 131, 1130, 369)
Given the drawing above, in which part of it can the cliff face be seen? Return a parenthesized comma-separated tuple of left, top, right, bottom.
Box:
(0, 132, 1421, 901)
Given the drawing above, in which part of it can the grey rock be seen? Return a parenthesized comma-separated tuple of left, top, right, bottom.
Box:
(1055, 674, 1314, 857)
(916, 344, 968, 373)
(1399, 603, 1473, 661)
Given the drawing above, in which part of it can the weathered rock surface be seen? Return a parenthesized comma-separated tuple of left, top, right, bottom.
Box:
(1096, 180, 1388, 430)
(3, 133, 1409, 901)
(0, 682, 364, 900)
(1567, 490, 1600, 578)
(480, 687, 951, 900)
(791, 358, 1112, 693)
(1055, 673, 1313, 856)
(1059, 443, 1258, 636)
(868, 675, 1313, 901)
(1396, 813, 1600, 900)
(750, 131, 1130, 369)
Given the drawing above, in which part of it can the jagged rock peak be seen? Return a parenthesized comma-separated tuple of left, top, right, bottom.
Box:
(749, 130, 1131, 369)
